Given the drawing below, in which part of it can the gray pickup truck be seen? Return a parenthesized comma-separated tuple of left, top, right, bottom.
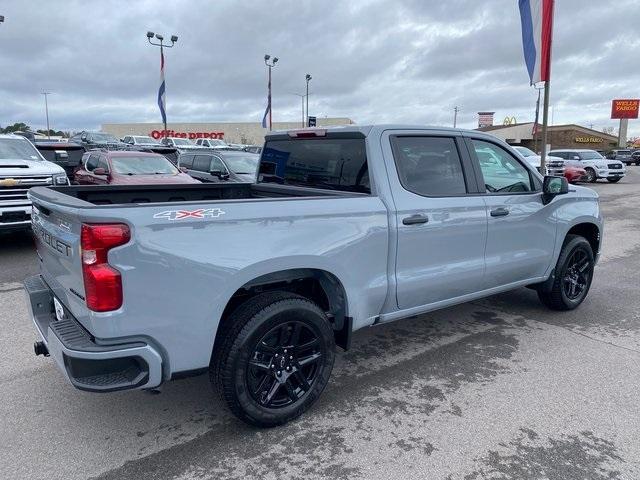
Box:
(24, 125, 602, 427)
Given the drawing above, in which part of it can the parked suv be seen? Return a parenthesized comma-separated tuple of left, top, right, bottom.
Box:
(0, 134, 68, 231)
(161, 137, 204, 152)
(69, 131, 126, 151)
(631, 150, 640, 165)
(120, 135, 180, 164)
(512, 146, 565, 176)
(549, 149, 625, 183)
(178, 151, 242, 183)
(606, 149, 633, 165)
(35, 141, 85, 178)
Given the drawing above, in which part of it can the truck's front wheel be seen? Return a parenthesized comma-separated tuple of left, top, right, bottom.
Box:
(212, 292, 335, 427)
(537, 235, 594, 311)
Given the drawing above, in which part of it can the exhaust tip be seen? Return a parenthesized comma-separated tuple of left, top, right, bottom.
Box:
(34, 341, 49, 357)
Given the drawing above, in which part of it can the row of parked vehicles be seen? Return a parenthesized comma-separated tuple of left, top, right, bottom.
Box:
(0, 132, 261, 232)
(513, 146, 627, 184)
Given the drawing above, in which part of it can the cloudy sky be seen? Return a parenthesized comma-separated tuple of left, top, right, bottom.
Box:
(0, 0, 638, 136)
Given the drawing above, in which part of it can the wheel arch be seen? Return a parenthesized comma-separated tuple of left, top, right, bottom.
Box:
(213, 268, 352, 356)
(566, 222, 601, 256)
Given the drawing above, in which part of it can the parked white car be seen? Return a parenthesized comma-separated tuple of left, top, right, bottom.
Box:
(513, 146, 564, 176)
(0, 134, 68, 232)
(549, 149, 625, 183)
(195, 138, 229, 149)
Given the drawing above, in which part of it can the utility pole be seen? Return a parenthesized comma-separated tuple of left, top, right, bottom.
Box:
(305, 74, 312, 127)
(453, 106, 459, 128)
(146, 31, 178, 140)
(41, 92, 52, 139)
(264, 55, 278, 130)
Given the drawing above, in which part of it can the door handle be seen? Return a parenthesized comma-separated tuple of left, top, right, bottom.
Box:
(490, 207, 510, 217)
(402, 214, 429, 225)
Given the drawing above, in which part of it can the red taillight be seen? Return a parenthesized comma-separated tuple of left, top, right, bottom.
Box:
(81, 223, 130, 312)
(287, 129, 327, 138)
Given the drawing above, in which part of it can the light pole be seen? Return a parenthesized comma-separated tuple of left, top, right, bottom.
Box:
(453, 106, 459, 128)
(147, 31, 178, 141)
(264, 55, 278, 130)
(41, 92, 52, 139)
(292, 94, 305, 128)
(305, 74, 312, 127)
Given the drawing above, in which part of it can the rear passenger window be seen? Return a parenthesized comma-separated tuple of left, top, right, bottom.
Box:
(179, 154, 194, 168)
(193, 155, 211, 172)
(392, 136, 467, 196)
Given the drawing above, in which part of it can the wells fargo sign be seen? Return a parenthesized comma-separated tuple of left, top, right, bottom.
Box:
(150, 129, 225, 140)
(575, 136, 603, 143)
(611, 99, 639, 119)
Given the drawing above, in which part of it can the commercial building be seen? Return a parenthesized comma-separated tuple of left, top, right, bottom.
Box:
(476, 122, 619, 152)
(102, 118, 354, 146)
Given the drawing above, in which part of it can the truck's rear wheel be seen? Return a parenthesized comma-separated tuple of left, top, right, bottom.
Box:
(212, 292, 335, 427)
(537, 235, 594, 311)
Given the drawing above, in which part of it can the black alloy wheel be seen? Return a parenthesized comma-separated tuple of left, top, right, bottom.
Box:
(212, 292, 335, 427)
(247, 321, 322, 408)
(562, 248, 591, 301)
(538, 235, 595, 310)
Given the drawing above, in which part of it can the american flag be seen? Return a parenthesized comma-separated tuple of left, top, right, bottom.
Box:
(157, 50, 167, 125)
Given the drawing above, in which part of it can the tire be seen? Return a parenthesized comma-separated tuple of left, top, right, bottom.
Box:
(538, 235, 594, 311)
(584, 167, 597, 183)
(607, 177, 621, 183)
(211, 291, 335, 427)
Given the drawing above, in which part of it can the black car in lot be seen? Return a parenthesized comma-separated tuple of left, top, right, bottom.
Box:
(69, 131, 127, 151)
(35, 141, 86, 177)
(630, 150, 640, 165)
(607, 149, 634, 165)
(178, 150, 260, 183)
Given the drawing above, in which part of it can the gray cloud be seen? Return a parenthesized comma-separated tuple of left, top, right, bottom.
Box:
(0, 0, 638, 137)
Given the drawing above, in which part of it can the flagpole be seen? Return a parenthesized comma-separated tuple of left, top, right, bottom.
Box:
(539, 0, 554, 175)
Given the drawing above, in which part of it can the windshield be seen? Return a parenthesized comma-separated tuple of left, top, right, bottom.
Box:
(210, 139, 227, 146)
(514, 146, 536, 157)
(580, 151, 604, 160)
(170, 138, 194, 146)
(134, 136, 159, 144)
(223, 154, 259, 174)
(0, 138, 42, 160)
(616, 150, 631, 154)
(111, 155, 178, 175)
(90, 133, 119, 143)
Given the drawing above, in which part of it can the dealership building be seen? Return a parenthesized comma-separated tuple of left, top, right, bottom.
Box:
(476, 122, 619, 152)
(102, 118, 354, 146)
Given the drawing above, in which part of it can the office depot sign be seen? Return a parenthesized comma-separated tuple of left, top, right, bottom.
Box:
(611, 99, 639, 119)
(150, 129, 225, 140)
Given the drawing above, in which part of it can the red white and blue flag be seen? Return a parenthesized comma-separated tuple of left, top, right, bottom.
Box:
(157, 50, 167, 125)
(518, 0, 554, 85)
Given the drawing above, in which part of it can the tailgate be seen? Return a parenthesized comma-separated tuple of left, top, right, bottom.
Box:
(30, 194, 89, 325)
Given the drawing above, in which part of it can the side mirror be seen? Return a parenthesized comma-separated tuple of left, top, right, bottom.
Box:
(179, 166, 188, 173)
(93, 167, 107, 176)
(81, 135, 87, 142)
(542, 175, 568, 204)
(573, 155, 580, 160)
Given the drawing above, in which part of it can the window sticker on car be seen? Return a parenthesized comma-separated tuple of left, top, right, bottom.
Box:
(153, 208, 226, 221)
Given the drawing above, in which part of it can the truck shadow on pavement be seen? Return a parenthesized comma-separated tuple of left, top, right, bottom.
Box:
(86, 305, 535, 479)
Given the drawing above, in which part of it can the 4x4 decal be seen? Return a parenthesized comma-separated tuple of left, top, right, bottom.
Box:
(153, 208, 226, 221)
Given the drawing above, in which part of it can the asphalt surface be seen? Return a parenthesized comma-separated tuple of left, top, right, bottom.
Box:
(2, 170, 640, 479)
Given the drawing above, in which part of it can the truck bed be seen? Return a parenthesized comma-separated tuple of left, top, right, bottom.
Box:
(31, 182, 359, 207)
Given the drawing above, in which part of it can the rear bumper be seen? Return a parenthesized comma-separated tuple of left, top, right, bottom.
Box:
(23, 275, 163, 392)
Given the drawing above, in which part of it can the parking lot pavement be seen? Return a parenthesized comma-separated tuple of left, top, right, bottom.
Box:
(2, 170, 640, 480)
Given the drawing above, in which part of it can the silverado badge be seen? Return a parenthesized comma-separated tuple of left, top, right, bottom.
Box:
(0, 178, 19, 187)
